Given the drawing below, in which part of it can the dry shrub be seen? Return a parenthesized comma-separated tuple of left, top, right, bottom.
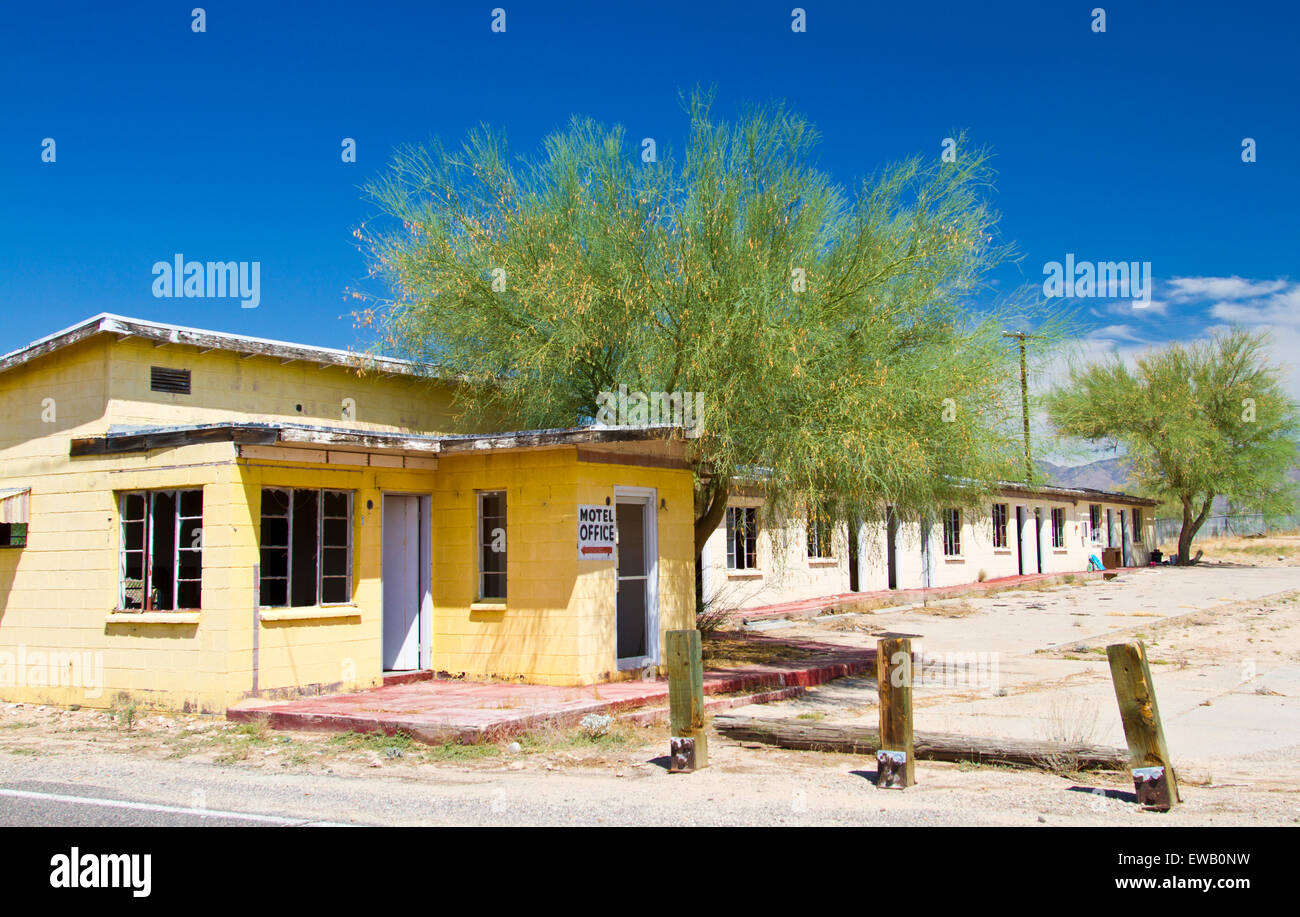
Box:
(1036, 696, 1101, 775)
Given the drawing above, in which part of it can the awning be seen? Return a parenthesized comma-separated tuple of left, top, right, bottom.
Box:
(0, 488, 30, 524)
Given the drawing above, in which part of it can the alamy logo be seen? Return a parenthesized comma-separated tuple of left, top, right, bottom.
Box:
(595, 384, 704, 437)
(50, 848, 151, 897)
(1043, 254, 1151, 307)
(891, 645, 1001, 693)
(0, 644, 103, 699)
(152, 253, 261, 308)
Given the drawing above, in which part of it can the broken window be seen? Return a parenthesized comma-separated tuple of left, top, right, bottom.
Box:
(806, 504, 834, 559)
(478, 490, 507, 600)
(991, 503, 1008, 548)
(119, 489, 203, 610)
(726, 506, 758, 570)
(1051, 507, 1066, 548)
(942, 508, 961, 556)
(259, 488, 352, 607)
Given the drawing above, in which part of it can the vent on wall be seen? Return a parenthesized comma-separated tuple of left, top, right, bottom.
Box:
(150, 366, 191, 394)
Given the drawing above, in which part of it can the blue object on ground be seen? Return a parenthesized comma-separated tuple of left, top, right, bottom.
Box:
(1087, 554, 1105, 571)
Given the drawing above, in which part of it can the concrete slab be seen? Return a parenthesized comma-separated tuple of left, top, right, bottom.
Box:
(228, 637, 876, 743)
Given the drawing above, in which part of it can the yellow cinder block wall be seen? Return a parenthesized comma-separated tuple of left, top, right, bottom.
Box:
(223, 459, 431, 707)
(432, 447, 695, 686)
(105, 336, 468, 434)
(0, 332, 697, 709)
(0, 441, 242, 712)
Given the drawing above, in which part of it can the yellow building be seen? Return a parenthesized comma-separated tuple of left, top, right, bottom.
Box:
(0, 315, 695, 712)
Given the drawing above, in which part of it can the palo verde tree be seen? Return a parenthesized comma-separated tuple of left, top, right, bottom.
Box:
(356, 92, 1035, 565)
(1045, 329, 1300, 564)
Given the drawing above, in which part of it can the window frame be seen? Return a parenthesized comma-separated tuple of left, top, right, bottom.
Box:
(477, 490, 507, 601)
(1051, 507, 1066, 548)
(118, 488, 203, 611)
(991, 503, 1008, 549)
(1131, 507, 1143, 544)
(725, 506, 759, 570)
(942, 508, 962, 557)
(0, 523, 27, 549)
(1089, 504, 1102, 542)
(258, 487, 353, 609)
(806, 504, 835, 560)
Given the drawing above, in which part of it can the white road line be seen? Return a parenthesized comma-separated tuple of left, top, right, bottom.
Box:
(0, 787, 348, 826)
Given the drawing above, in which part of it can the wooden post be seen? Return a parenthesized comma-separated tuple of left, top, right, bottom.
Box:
(876, 636, 914, 788)
(667, 629, 708, 772)
(1107, 640, 1180, 809)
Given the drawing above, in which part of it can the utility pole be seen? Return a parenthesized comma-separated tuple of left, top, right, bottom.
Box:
(1003, 330, 1036, 485)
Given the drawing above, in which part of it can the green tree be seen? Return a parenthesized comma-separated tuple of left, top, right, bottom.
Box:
(356, 92, 1036, 560)
(1045, 329, 1300, 564)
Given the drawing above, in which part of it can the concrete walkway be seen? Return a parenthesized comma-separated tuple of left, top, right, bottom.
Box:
(228, 636, 876, 743)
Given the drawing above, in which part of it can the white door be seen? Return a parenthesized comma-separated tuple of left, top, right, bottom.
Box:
(382, 495, 423, 671)
(615, 488, 658, 669)
(1019, 505, 1038, 574)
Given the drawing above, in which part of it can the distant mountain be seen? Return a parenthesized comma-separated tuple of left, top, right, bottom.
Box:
(1037, 457, 1134, 493)
(1038, 458, 1300, 516)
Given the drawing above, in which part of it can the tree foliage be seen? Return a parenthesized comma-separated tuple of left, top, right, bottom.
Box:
(1045, 329, 1300, 562)
(357, 91, 1038, 553)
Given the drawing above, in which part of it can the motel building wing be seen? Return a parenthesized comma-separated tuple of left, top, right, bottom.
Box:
(0, 314, 1159, 713)
(702, 484, 1157, 611)
(0, 315, 695, 712)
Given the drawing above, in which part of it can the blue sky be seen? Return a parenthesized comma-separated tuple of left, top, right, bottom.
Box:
(2, 0, 1297, 401)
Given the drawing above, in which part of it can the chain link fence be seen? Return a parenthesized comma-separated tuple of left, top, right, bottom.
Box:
(1154, 513, 1300, 544)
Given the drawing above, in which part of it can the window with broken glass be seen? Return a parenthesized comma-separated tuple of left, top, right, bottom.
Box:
(1051, 507, 1066, 548)
(120, 489, 203, 610)
(942, 508, 962, 556)
(992, 503, 1008, 548)
(258, 488, 352, 607)
(806, 504, 835, 559)
(478, 490, 507, 600)
(726, 506, 758, 570)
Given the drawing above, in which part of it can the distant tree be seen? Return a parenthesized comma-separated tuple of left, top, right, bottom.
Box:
(1045, 329, 1300, 564)
(356, 91, 1037, 561)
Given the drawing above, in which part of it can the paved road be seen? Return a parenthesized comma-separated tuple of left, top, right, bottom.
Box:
(0, 782, 352, 827)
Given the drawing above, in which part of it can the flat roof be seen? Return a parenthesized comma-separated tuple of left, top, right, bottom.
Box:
(995, 479, 1157, 507)
(69, 421, 689, 458)
(0, 313, 438, 379)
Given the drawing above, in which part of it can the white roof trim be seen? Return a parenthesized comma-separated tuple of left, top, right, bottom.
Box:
(0, 313, 440, 379)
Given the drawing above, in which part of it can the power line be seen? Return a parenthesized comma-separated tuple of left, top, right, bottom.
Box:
(1003, 330, 1040, 485)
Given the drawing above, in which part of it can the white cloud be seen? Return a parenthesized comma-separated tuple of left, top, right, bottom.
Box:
(1165, 275, 1288, 303)
(1209, 284, 1300, 327)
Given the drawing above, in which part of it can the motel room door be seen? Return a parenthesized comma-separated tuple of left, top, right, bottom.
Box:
(1015, 506, 1025, 575)
(615, 488, 658, 670)
(1033, 508, 1045, 574)
(382, 494, 431, 672)
(1017, 506, 1039, 575)
(885, 505, 899, 590)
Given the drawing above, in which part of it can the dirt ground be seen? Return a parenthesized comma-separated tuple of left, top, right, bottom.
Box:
(1193, 532, 1300, 567)
(2, 540, 1299, 825)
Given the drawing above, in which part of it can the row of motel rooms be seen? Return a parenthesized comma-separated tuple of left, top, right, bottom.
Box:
(0, 314, 1157, 711)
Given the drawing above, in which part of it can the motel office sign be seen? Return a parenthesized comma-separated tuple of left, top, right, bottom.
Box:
(577, 504, 617, 559)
